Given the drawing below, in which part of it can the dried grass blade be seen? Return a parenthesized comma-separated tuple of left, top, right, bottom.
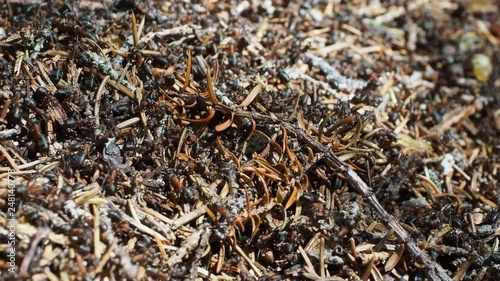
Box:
(336, 116, 362, 150)
(476, 194, 498, 208)
(131, 12, 139, 47)
(95, 75, 110, 126)
(248, 215, 260, 240)
(255, 157, 285, 181)
(246, 118, 257, 142)
(215, 113, 234, 132)
(255, 173, 270, 205)
(385, 244, 405, 272)
(213, 58, 220, 82)
(269, 140, 284, 162)
(362, 256, 376, 281)
(320, 237, 325, 277)
(205, 206, 218, 223)
(398, 133, 431, 153)
(285, 185, 298, 210)
(258, 170, 281, 181)
(317, 111, 337, 142)
(325, 115, 356, 137)
(253, 129, 271, 142)
(154, 234, 168, 260)
(220, 182, 229, 198)
(216, 244, 225, 273)
(294, 198, 302, 219)
(116, 117, 140, 129)
(138, 14, 145, 40)
(94, 238, 118, 274)
(206, 65, 219, 105)
(238, 83, 262, 108)
(152, 66, 175, 77)
(180, 108, 215, 123)
(235, 219, 245, 233)
(252, 215, 261, 239)
(92, 204, 101, 259)
(282, 126, 297, 162)
(453, 255, 476, 281)
(298, 245, 318, 276)
(280, 126, 288, 161)
(0, 144, 19, 172)
(215, 135, 229, 159)
(182, 49, 192, 90)
(34, 61, 56, 92)
(105, 78, 135, 99)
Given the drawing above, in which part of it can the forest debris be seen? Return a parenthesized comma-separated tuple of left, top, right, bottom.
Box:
(304, 53, 368, 91)
(167, 225, 211, 268)
(0, 1, 497, 280)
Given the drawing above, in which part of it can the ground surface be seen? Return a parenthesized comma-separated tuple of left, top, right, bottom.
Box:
(0, 0, 499, 280)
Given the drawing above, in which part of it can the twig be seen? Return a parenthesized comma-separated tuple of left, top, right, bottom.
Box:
(196, 266, 219, 281)
(304, 53, 368, 91)
(86, 51, 136, 93)
(234, 243, 263, 277)
(106, 77, 135, 99)
(173, 205, 207, 229)
(20, 227, 50, 278)
(167, 224, 210, 268)
(139, 24, 209, 45)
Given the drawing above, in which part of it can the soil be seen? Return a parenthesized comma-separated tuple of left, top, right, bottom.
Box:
(0, 1, 498, 281)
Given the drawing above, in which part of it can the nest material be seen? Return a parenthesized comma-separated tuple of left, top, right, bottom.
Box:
(0, 1, 499, 280)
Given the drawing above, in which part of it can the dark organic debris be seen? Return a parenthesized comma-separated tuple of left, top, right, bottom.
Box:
(0, 1, 498, 281)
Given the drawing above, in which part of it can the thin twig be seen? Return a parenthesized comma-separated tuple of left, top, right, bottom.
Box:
(0, 144, 19, 171)
(94, 238, 118, 274)
(166, 224, 210, 268)
(235, 243, 263, 277)
(304, 53, 368, 91)
(173, 206, 207, 229)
